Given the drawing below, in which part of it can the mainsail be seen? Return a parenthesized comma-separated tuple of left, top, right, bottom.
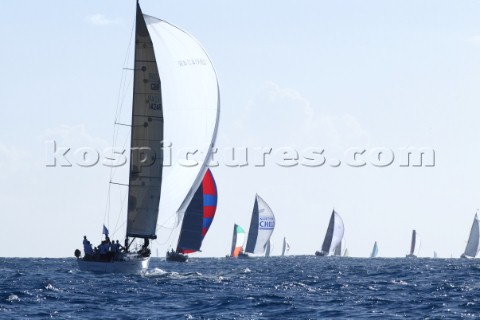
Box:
(126, 4, 220, 239)
(463, 213, 480, 258)
(230, 224, 245, 257)
(176, 169, 217, 254)
(320, 210, 345, 255)
(245, 195, 276, 254)
(370, 241, 378, 258)
(281, 237, 290, 256)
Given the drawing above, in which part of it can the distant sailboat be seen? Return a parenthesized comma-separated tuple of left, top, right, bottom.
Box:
(76, 1, 220, 274)
(281, 237, 290, 256)
(315, 210, 345, 256)
(370, 241, 379, 258)
(166, 169, 218, 262)
(265, 240, 272, 257)
(334, 241, 342, 256)
(244, 195, 276, 256)
(229, 224, 246, 258)
(433, 251, 438, 258)
(461, 213, 480, 259)
(406, 230, 418, 258)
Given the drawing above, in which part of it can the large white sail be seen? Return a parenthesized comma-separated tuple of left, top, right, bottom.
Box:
(127, 6, 220, 238)
(245, 195, 276, 254)
(463, 213, 480, 258)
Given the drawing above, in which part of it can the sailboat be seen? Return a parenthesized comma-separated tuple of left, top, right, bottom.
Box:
(334, 241, 342, 256)
(244, 195, 276, 257)
(461, 213, 480, 259)
(406, 230, 418, 258)
(433, 251, 438, 258)
(265, 240, 272, 257)
(281, 237, 290, 256)
(343, 248, 349, 257)
(166, 169, 218, 262)
(370, 241, 378, 258)
(315, 210, 344, 256)
(228, 224, 247, 258)
(76, 1, 220, 273)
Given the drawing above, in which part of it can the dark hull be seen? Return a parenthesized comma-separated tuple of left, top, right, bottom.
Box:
(166, 251, 188, 262)
(315, 251, 328, 256)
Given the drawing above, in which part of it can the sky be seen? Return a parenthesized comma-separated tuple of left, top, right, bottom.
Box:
(2, 0, 480, 258)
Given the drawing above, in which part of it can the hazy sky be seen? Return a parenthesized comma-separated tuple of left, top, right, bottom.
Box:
(2, 0, 480, 258)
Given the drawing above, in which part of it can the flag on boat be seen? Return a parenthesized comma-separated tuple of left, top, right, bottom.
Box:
(103, 225, 109, 236)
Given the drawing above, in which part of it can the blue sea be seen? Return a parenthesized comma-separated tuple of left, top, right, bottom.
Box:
(1, 256, 480, 319)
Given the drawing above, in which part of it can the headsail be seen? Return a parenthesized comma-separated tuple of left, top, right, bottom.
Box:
(230, 224, 245, 257)
(127, 4, 220, 239)
(176, 169, 217, 254)
(370, 241, 378, 258)
(343, 248, 349, 257)
(320, 210, 345, 255)
(245, 195, 276, 254)
(463, 213, 480, 258)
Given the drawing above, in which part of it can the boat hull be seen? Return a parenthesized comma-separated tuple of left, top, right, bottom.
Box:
(315, 251, 328, 256)
(166, 251, 188, 262)
(461, 254, 474, 259)
(405, 254, 417, 258)
(77, 256, 149, 274)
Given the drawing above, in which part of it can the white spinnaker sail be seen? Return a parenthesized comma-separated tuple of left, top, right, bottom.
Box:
(464, 214, 480, 258)
(245, 195, 276, 254)
(145, 16, 220, 227)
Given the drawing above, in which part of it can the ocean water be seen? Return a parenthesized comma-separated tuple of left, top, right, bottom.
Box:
(1, 256, 480, 319)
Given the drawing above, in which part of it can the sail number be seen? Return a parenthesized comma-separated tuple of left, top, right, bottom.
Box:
(148, 95, 162, 111)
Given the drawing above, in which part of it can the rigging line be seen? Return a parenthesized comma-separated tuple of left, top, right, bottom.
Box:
(154, 227, 176, 246)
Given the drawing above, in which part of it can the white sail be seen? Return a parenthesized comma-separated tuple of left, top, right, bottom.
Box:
(463, 213, 480, 258)
(265, 240, 271, 257)
(146, 15, 220, 229)
(334, 241, 342, 256)
(320, 210, 345, 255)
(370, 241, 378, 258)
(281, 237, 290, 256)
(245, 195, 276, 254)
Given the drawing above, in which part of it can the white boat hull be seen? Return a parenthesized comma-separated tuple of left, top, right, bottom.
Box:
(77, 256, 149, 274)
